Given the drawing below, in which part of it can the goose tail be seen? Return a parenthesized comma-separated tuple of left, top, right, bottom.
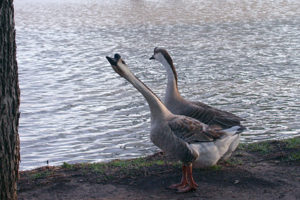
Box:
(223, 125, 246, 135)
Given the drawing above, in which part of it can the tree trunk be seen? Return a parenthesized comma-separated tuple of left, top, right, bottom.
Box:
(0, 0, 21, 199)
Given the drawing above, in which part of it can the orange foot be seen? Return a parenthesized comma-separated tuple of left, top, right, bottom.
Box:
(177, 185, 197, 193)
(169, 165, 188, 190)
(169, 182, 187, 190)
(176, 163, 198, 193)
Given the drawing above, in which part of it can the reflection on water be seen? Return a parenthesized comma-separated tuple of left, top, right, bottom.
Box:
(15, 0, 300, 170)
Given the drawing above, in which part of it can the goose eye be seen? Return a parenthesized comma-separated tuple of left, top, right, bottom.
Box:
(121, 60, 126, 64)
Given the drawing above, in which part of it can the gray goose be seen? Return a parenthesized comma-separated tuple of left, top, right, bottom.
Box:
(106, 54, 241, 192)
(149, 47, 245, 132)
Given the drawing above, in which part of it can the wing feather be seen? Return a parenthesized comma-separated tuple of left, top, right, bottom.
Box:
(181, 101, 245, 129)
(168, 116, 226, 144)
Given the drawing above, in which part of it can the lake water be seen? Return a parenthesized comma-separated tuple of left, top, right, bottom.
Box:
(15, 0, 300, 170)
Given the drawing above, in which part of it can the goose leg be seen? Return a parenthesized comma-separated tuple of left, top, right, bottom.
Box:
(169, 165, 187, 189)
(177, 164, 198, 193)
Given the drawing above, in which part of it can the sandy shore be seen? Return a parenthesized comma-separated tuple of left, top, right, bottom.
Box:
(18, 137, 300, 200)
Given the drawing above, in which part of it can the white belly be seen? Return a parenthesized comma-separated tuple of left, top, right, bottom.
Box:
(190, 134, 239, 168)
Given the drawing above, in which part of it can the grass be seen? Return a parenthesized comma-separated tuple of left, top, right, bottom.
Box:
(62, 162, 75, 169)
(89, 163, 105, 173)
(284, 137, 300, 149)
(58, 157, 181, 181)
(225, 158, 243, 166)
(55, 137, 299, 175)
(87, 157, 180, 171)
(82, 157, 180, 181)
(246, 142, 273, 154)
(237, 143, 247, 151)
(283, 137, 300, 162)
(207, 165, 223, 171)
(239, 137, 300, 162)
(287, 152, 300, 161)
(24, 137, 300, 185)
(87, 157, 165, 171)
(30, 171, 52, 180)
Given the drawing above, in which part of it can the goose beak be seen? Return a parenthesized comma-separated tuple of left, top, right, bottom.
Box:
(106, 55, 124, 77)
(106, 56, 117, 66)
(149, 55, 155, 60)
(106, 53, 121, 66)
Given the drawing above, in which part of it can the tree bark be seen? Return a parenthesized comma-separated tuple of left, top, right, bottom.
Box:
(0, 0, 21, 199)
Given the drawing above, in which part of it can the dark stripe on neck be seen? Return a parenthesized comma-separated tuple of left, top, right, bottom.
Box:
(160, 49, 178, 88)
(169, 62, 178, 88)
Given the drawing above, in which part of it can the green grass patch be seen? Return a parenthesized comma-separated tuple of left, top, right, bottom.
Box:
(207, 165, 222, 171)
(86, 157, 177, 175)
(88, 163, 105, 173)
(30, 171, 52, 180)
(287, 152, 300, 161)
(62, 162, 75, 169)
(247, 142, 273, 154)
(79, 157, 180, 181)
(237, 143, 247, 151)
(225, 158, 243, 166)
(107, 157, 174, 169)
(284, 137, 300, 149)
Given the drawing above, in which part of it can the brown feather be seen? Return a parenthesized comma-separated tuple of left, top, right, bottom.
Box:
(168, 116, 226, 144)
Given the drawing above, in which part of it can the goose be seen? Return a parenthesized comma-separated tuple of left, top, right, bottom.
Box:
(149, 48, 245, 159)
(106, 54, 241, 192)
(149, 47, 245, 131)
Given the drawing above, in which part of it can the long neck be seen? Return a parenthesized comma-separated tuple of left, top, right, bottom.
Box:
(161, 60, 182, 103)
(123, 70, 172, 122)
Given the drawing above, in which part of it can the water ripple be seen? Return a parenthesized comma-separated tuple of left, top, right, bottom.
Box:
(15, 0, 300, 170)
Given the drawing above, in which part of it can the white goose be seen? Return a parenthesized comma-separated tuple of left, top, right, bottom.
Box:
(106, 54, 241, 193)
(149, 47, 245, 131)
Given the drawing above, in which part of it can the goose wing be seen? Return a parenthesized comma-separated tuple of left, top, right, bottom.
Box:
(181, 101, 244, 129)
(168, 116, 226, 144)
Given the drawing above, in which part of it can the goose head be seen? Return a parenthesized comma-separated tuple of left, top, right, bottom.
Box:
(106, 54, 129, 77)
(149, 47, 174, 67)
(150, 47, 178, 86)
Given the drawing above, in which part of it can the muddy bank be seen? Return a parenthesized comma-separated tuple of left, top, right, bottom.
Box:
(18, 137, 300, 200)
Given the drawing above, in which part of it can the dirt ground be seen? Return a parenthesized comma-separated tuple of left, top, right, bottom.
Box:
(18, 138, 300, 200)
